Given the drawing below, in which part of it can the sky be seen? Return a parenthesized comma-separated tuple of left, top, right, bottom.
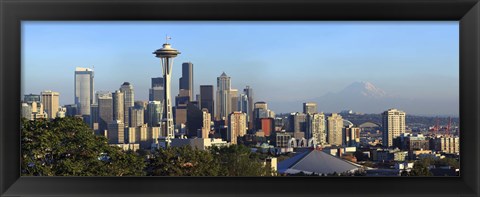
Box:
(22, 21, 459, 115)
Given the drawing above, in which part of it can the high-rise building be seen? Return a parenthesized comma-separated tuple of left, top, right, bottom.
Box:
(230, 89, 239, 112)
(24, 94, 40, 103)
(201, 109, 211, 138)
(41, 90, 60, 119)
(253, 101, 273, 130)
(200, 85, 214, 119)
(238, 93, 249, 114)
(120, 82, 134, 127)
(327, 113, 344, 146)
(97, 92, 113, 135)
(307, 113, 326, 145)
(112, 90, 124, 124)
(259, 118, 274, 136)
(343, 125, 360, 147)
(228, 112, 247, 144)
(288, 112, 307, 133)
(216, 72, 231, 121)
(107, 120, 124, 144)
(175, 89, 190, 126)
(129, 105, 145, 128)
(433, 136, 459, 154)
(186, 102, 203, 137)
(74, 67, 94, 116)
(90, 104, 99, 130)
(243, 86, 254, 129)
(151, 77, 164, 88)
(382, 108, 406, 147)
(21, 103, 32, 120)
(303, 102, 317, 114)
(146, 101, 162, 127)
(179, 62, 194, 101)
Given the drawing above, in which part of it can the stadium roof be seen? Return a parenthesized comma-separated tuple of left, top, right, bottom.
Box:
(277, 149, 361, 175)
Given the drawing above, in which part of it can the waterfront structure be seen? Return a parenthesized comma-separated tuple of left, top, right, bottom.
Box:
(74, 67, 94, 116)
(41, 90, 60, 119)
(216, 72, 231, 121)
(97, 92, 113, 134)
(120, 82, 134, 127)
(303, 102, 318, 114)
(243, 86, 254, 129)
(382, 108, 406, 147)
(153, 39, 180, 140)
(200, 85, 214, 119)
(327, 113, 344, 146)
(179, 62, 194, 101)
(228, 112, 247, 144)
(112, 90, 124, 124)
(307, 113, 326, 145)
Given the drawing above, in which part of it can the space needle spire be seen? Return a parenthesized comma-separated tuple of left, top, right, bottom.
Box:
(153, 36, 180, 146)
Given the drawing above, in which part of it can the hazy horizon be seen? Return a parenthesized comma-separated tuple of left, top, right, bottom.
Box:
(22, 21, 459, 116)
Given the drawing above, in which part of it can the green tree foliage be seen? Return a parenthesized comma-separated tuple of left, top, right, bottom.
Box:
(409, 158, 433, 176)
(21, 117, 145, 176)
(209, 144, 273, 176)
(146, 146, 221, 176)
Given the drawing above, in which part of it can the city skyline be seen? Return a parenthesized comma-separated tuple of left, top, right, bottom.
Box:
(22, 21, 459, 115)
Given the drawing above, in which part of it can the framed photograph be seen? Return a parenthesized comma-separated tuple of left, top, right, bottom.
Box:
(1, 0, 479, 196)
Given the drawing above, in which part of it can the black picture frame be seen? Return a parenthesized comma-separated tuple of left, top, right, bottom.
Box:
(1, 0, 479, 196)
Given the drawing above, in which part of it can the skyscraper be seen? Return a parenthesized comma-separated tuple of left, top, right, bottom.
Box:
(151, 77, 164, 88)
(41, 90, 60, 119)
(216, 72, 231, 121)
(201, 109, 211, 138)
(107, 120, 124, 144)
(327, 113, 344, 146)
(146, 101, 162, 127)
(175, 89, 189, 126)
(238, 93, 249, 114)
(129, 105, 145, 128)
(288, 112, 307, 133)
(179, 62, 193, 101)
(74, 67, 94, 116)
(230, 89, 239, 112)
(382, 108, 406, 147)
(303, 102, 318, 114)
(200, 85, 214, 119)
(243, 86, 254, 129)
(228, 112, 247, 144)
(97, 92, 113, 135)
(112, 90, 124, 124)
(307, 113, 326, 145)
(120, 82, 134, 127)
(24, 94, 40, 103)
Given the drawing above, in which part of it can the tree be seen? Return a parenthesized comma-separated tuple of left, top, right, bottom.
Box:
(21, 117, 145, 176)
(146, 146, 221, 176)
(409, 158, 433, 176)
(209, 144, 273, 176)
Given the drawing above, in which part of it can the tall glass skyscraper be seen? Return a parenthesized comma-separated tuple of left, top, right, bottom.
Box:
(120, 82, 134, 127)
(179, 62, 193, 101)
(200, 85, 214, 119)
(74, 67, 94, 116)
(216, 72, 231, 121)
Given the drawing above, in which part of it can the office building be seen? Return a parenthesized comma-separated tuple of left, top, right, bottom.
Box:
(97, 92, 113, 135)
(307, 113, 326, 145)
(175, 89, 190, 126)
(41, 90, 60, 119)
(120, 82, 134, 127)
(24, 94, 40, 103)
(288, 112, 307, 133)
(303, 102, 318, 114)
(129, 105, 145, 127)
(107, 120, 124, 144)
(185, 102, 203, 137)
(243, 86, 254, 129)
(382, 108, 406, 147)
(21, 103, 32, 120)
(216, 72, 231, 121)
(112, 90, 124, 124)
(74, 67, 94, 116)
(200, 85, 214, 119)
(179, 62, 194, 101)
(238, 93, 249, 114)
(201, 109, 211, 138)
(230, 89, 239, 112)
(90, 104, 99, 130)
(259, 118, 274, 137)
(327, 113, 344, 146)
(343, 125, 360, 147)
(146, 101, 162, 127)
(432, 136, 460, 154)
(228, 112, 247, 144)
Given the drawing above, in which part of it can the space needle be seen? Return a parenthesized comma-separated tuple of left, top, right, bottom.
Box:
(153, 36, 180, 145)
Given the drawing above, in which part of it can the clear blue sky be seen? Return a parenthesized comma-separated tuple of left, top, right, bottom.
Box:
(22, 21, 459, 115)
